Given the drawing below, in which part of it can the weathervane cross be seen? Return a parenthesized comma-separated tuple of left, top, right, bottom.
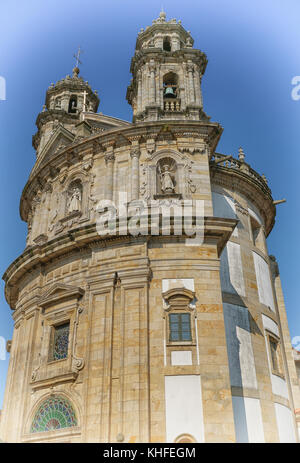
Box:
(73, 47, 82, 67)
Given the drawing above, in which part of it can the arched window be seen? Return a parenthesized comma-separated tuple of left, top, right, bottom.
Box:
(163, 36, 171, 52)
(68, 95, 77, 113)
(30, 395, 77, 433)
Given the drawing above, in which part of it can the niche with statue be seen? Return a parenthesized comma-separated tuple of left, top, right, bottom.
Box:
(67, 180, 83, 216)
(155, 157, 182, 199)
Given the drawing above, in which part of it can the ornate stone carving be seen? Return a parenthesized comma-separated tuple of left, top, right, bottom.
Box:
(33, 234, 48, 246)
(104, 152, 115, 164)
(146, 138, 156, 155)
(140, 163, 148, 198)
(68, 186, 81, 213)
(157, 158, 177, 194)
(67, 181, 82, 214)
(130, 147, 141, 159)
(82, 158, 93, 172)
(159, 164, 175, 194)
(71, 305, 85, 373)
(184, 160, 196, 194)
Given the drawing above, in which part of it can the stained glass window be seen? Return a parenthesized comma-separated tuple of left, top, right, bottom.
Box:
(169, 313, 192, 341)
(49, 322, 70, 361)
(30, 395, 77, 434)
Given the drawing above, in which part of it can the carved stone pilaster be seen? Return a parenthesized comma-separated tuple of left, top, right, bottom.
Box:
(105, 148, 115, 201)
(71, 305, 85, 373)
(130, 146, 141, 201)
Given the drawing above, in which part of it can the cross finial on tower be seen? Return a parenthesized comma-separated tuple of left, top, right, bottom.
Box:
(73, 47, 82, 68)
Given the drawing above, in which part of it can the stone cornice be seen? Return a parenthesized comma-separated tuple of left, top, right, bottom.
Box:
(136, 22, 191, 49)
(3, 217, 237, 309)
(38, 283, 85, 309)
(210, 161, 275, 236)
(20, 120, 223, 222)
(129, 48, 207, 75)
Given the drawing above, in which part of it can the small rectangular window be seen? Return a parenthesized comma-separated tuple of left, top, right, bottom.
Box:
(49, 322, 70, 361)
(268, 334, 283, 376)
(270, 339, 279, 372)
(169, 313, 192, 342)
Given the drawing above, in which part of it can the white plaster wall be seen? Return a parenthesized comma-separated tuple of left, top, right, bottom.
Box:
(253, 252, 275, 311)
(164, 375, 204, 443)
(171, 351, 192, 366)
(232, 396, 265, 443)
(271, 374, 289, 399)
(162, 278, 194, 292)
(262, 314, 279, 337)
(223, 303, 257, 389)
(220, 242, 245, 296)
(212, 192, 238, 237)
(274, 403, 296, 442)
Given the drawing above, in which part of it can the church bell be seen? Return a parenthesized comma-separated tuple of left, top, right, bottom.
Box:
(164, 86, 176, 98)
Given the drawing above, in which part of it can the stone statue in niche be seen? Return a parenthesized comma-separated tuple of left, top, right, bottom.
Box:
(157, 159, 176, 194)
(68, 184, 82, 213)
(160, 165, 175, 193)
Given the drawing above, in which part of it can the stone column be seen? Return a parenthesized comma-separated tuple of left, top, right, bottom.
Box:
(43, 183, 52, 235)
(194, 69, 203, 107)
(130, 146, 141, 201)
(61, 93, 70, 112)
(187, 62, 195, 104)
(137, 72, 142, 113)
(149, 60, 156, 105)
(105, 148, 115, 201)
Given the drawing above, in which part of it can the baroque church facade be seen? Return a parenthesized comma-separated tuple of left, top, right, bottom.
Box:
(0, 11, 299, 443)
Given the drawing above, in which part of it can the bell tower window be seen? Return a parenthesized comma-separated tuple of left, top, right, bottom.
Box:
(163, 72, 177, 98)
(68, 95, 77, 113)
(163, 36, 171, 52)
(163, 73, 180, 111)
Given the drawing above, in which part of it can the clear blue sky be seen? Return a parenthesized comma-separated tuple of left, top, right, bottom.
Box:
(0, 0, 300, 408)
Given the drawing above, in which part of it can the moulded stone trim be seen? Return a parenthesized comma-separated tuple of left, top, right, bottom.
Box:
(38, 283, 85, 309)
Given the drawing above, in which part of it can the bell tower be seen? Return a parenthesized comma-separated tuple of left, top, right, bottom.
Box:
(33, 65, 100, 158)
(126, 10, 208, 122)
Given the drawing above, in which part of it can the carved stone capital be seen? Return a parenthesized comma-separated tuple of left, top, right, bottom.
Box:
(105, 152, 115, 164)
(130, 147, 141, 159)
(148, 60, 156, 73)
(187, 62, 194, 73)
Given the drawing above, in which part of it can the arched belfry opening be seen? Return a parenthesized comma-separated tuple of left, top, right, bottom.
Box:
(163, 72, 178, 99)
(163, 36, 171, 52)
(68, 95, 77, 114)
(163, 72, 180, 111)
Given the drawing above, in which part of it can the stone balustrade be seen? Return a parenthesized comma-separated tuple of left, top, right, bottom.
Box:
(164, 98, 181, 111)
(211, 152, 272, 194)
